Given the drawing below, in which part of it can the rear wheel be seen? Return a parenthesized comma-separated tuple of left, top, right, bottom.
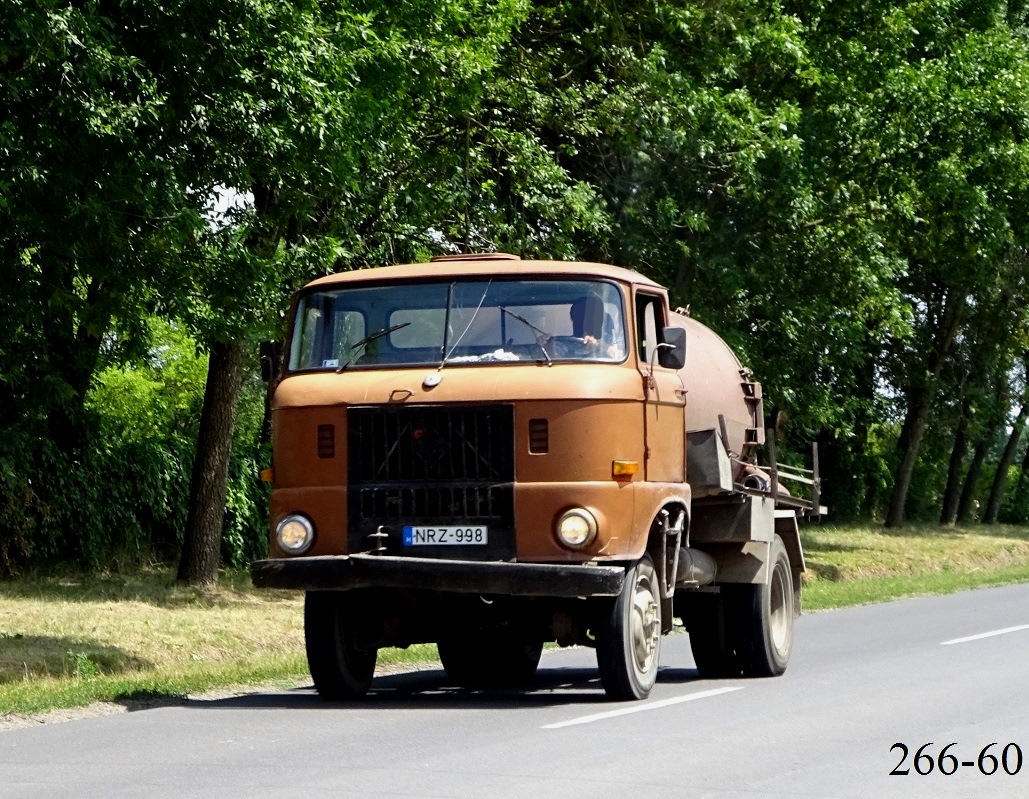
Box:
(438, 634, 544, 687)
(596, 555, 662, 700)
(736, 535, 795, 676)
(305, 591, 378, 699)
(681, 535, 796, 679)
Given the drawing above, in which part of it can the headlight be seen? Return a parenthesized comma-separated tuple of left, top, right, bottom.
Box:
(555, 508, 598, 550)
(276, 514, 315, 555)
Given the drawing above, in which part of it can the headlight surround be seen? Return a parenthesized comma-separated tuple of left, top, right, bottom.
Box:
(276, 514, 315, 555)
(555, 507, 598, 550)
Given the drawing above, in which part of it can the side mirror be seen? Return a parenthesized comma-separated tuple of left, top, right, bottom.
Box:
(658, 326, 687, 370)
(259, 340, 280, 383)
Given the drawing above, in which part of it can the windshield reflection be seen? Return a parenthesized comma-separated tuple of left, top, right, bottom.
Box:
(288, 279, 627, 371)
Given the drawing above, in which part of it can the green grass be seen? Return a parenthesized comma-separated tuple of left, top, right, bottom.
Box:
(804, 562, 1029, 609)
(0, 655, 309, 716)
(799, 522, 1029, 609)
(2, 522, 1029, 717)
(0, 568, 434, 717)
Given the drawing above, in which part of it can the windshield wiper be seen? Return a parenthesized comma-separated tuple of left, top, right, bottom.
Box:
(500, 307, 553, 366)
(336, 322, 411, 372)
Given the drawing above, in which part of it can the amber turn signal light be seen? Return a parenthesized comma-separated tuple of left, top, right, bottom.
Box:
(612, 460, 639, 478)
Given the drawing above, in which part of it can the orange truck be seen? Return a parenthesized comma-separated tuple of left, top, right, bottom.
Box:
(251, 254, 818, 700)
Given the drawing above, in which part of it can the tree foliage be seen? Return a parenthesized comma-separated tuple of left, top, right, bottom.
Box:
(4, 0, 1029, 574)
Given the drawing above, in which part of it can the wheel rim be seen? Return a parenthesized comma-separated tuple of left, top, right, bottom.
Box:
(769, 560, 791, 653)
(631, 570, 661, 675)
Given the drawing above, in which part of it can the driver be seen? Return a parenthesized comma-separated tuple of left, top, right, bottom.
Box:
(567, 296, 624, 358)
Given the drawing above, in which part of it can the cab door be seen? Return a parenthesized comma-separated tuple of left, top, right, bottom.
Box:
(635, 291, 686, 483)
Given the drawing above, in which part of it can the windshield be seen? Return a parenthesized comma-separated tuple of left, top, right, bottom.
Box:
(288, 278, 628, 371)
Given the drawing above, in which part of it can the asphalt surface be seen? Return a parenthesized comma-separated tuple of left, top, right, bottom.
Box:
(2, 583, 1028, 798)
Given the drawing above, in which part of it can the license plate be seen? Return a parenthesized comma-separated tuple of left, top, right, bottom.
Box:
(402, 525, 488, 546)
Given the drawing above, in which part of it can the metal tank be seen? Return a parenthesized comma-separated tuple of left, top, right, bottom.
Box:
(666, 310, 765, 495)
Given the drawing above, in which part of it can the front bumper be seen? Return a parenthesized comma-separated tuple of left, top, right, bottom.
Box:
(251, 554, 626, 598)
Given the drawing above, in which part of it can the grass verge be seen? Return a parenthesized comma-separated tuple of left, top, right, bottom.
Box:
(0, 569, 434, 717)
(799, 522, 1029, 609)
(2, 522, 1028, 716)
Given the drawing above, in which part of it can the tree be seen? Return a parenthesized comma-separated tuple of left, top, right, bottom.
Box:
(853, 9, 1029, 526)
(173, 0, 613, 583)
(984, 366, 1029, 523)
(0, 2, 205, 565)
(0, 4, 192, 455)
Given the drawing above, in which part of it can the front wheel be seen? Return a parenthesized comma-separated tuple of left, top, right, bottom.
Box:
(304, 591, 378, 699)
(596, 555, 662, 700)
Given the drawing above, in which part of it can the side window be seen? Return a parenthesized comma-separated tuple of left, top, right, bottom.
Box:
(289, 294, 367, 370)
(635, 293, 664, 365)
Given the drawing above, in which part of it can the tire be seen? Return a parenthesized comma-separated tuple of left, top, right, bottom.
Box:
(596, 555, 662, 700)
(735, 535, 795, 677)
(684, 591, 742, 679)
(304, 591, 377, 700)
(438, 634, 544, 688)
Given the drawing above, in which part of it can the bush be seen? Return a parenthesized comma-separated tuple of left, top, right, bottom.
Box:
(0, 320, 269, 574)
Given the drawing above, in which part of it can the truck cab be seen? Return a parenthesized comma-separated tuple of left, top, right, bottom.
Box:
(252, 254, 811, 700)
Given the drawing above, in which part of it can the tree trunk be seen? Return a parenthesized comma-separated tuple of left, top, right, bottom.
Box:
(46, 287, 111, 458)
(1014, 436, 1029, 499)
(957, 434, 993, 523)
(885, 385, 932, 527)
(984, 403, 1029, 524)
(940, 410, 969, 525)
(884, 293, 965, 527)
(177, 339, 246, 585)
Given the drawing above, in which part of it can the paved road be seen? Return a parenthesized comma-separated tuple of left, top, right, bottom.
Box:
(3, 584, 1028, 798)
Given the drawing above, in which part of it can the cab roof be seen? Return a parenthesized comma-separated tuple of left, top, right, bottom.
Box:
(304, 254, 664, 291)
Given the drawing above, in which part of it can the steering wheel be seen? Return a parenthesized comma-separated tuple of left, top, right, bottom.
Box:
(548, 335, 595, 358)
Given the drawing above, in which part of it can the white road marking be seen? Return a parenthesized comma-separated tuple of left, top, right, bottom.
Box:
(940, 624, 1029, 646)
(542, 686, 743, 729)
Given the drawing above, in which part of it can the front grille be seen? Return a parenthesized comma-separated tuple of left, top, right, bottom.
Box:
(349, 404, 513, 483)
(347, 404, 515, 559)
